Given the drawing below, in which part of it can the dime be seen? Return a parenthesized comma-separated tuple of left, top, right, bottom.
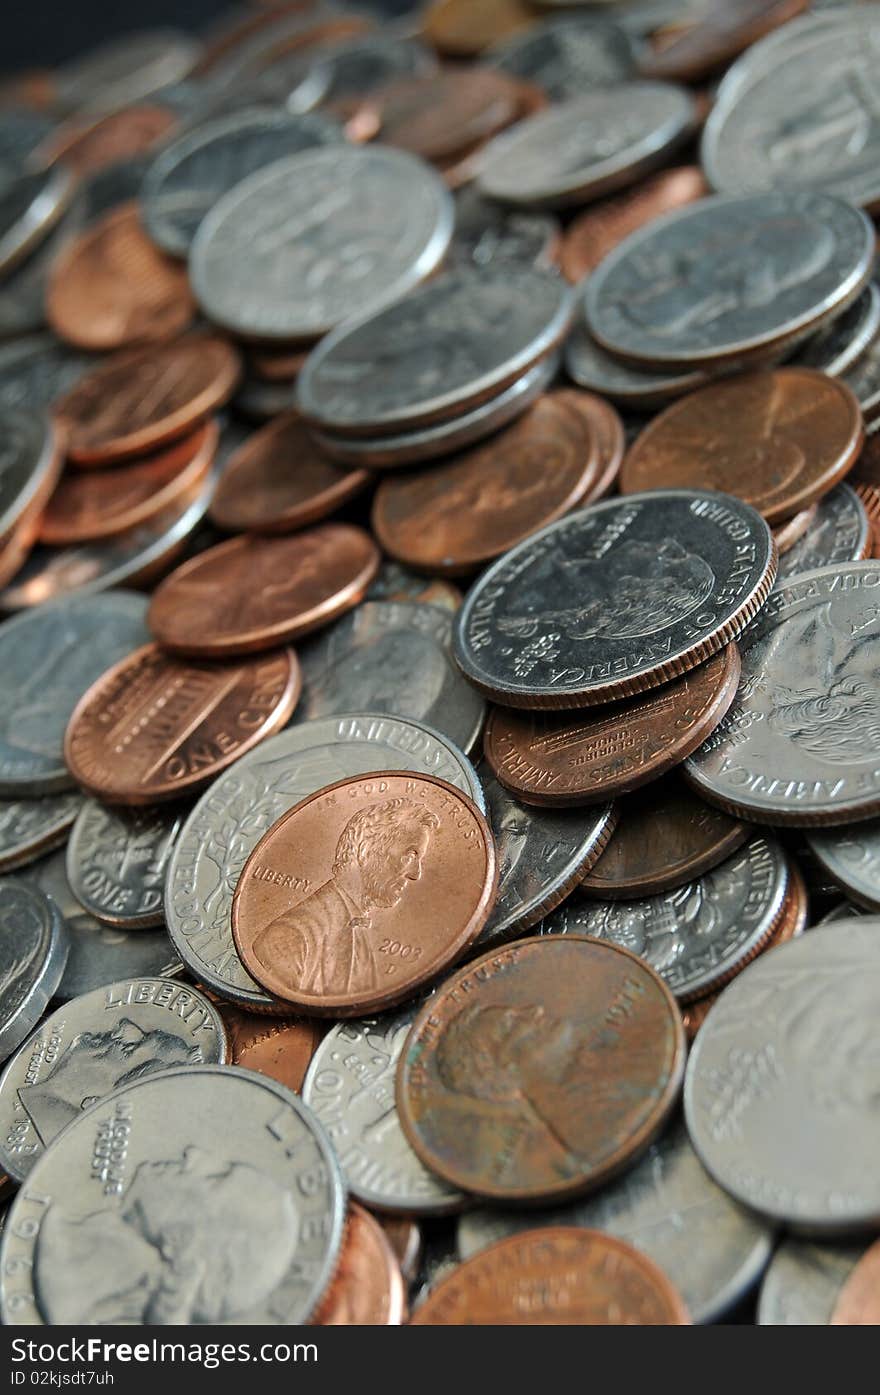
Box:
(54, 336, 240, 466)
(448, 188, 560, 273)
(232, 772, 498, 1016)
(53, 28, 200, 115)
(564, 319, 708, 410)
(0, 1064, 346, 1325)
(217, 1003, 324, 1094)
(758, 1239, 868, 1325)
(0, 977, 227, 1181)
(208, 414, 370, 535)
(316, 1203, 406, 1326)
(371, 395, 600, 575)
(411, 1228, 690, 1324)
(830, 1240, 880, 1324)
(620, 371, 864, 524)
(373, 68, 530, 164)
(483, 644, 741, 803)
(0, 411, 60, 549)
(148, 525, 379, 657)
(64, 644, 299, 805)
(586, 192, 874, 370)
(295, 266, 573, 436)
(581, 778, 748, 900)
(165, 714, 487, 1010)
(775, 484, 870, 583)
(640, 0, 807, 81)
(792, 282, 880, 377)
(457, 1115, 773, 1324)
(487, 14, 634, 100)
(190, 145, 452, 342)
(142, 108, 344, 259)
(0, 592, 149, 796)
(397, 935, 684, 1202)
(0, 791, 83, 873)
(0, 880, 68, 1063)
(302, 1005, 466, 1215)
(842, 330, 880, 423)
(295, 602, 486, 754)
(806, 819, 880, 912)
(685, 919, 880, 1231)
(686, 562, 880, 826)
(560, 165, 707, 284)
(0, 168, 74, 279)
(66, 799, 185, 928)
(423, 0, 534, 56)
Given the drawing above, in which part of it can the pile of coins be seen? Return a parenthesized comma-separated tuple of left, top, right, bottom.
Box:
(0, 0, 880, 1329)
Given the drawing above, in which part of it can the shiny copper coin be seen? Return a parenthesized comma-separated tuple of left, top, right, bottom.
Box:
(640, 0, 808, 83)
(148, 524, 380, 657)
(620, 371, 864, 525)
(580, 776, 749, 901)
(424, 0, 534, 57)
(374, 68, 526, 164)
(316, 1204, 407, 1326)
(46, 202, 195, 353)
(397, 935, 685, 1203)
(380, 1218, 422, 1283)
(55, 336, 241, 466)
(35, 104, 178, 176)
(831, 1240, 880, 1325)
(411, 1228, 690, 1325)
(209, 414, 371, 536)
(372, 395, 599, 576)
(232, 771, 498, 1017)
(64, 643, 299, 805)
(772, 502, 818, 556)
(484, 644, 741, 808)
(248, 348, 309, 383)
(560, 166, 708, 284)
(551, 387, 625, 503)
(39, 420, 217, 545)
(217, 1001, 325, 1093)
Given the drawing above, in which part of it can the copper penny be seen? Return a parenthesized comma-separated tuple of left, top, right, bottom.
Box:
(831, 1239, 880, 1325)
(64, 643, 300, 805)
(483, 644, 741, 808)
(316, 1204, 407, 1326)
(148, 524, 380, 657)
(39, 420, 217, 545)
(772, 502, 819, 556)
(217, 1001, 325, 1093)
(423, 0, 534, 57)
(551, 387, 626, 503)
(46, 202, 195, 352)
(248, 348, 309, 383)
(560, 166, 708, 284)
(374, 68, 527, 164)
(639, 0, 808, 83)
(54, 336, 241, 466)
(232, 771, 498, 1017)
(209, 414, 371, 535)
(620, 371, 864, 525)
(35, 104, 177, 176)
(397, 935, 685, 1203)
(371, 395, 599, 576)
(410, 1228, 690, 1325)
(580, 776, 748, 901)
(380, 1218, 422, 1283)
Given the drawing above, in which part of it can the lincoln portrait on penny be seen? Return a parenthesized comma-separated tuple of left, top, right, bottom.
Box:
(251, 797, 439, 998)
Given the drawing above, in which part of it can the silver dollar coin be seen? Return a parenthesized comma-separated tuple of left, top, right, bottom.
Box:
(457, 1115, 774, 1324)
(585, 191, 874, 369)
(302, 1004, 465, 1215)
(295, 604, 485, 753)
(775, 483, 870, 585)
(0, 410, 58, 544)
(806, 819, 880, 912)
(686, 562, 880, 826)
(0, 791, 83, 873)
(190, 145, 453, 341)
(0, 1064, 345, 1325)
(685, 919, 880, 1231)
(0, 977, 227, 1181)
(486, 14, 634, 101)
(0, 592, 149, 794)
(66, 799, 186, 929)
(165, 712, 485, 1009)
(0, 879, 68, 1064)
(757, 1239, 868, 1324)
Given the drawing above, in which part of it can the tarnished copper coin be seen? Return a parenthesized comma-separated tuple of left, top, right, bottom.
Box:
(424, 0, 534, 57)
(580, 776, 748, 901)
(232, 771, 498, 1017)
(46, 202, 195, 352)
(35, 103, 177, 176)
(55, 336, 241, 466)
(411, 1228, 690, 1325)
(209, 414, 371, 535)
(560, 166, 708, 284)
(484, 644, 741, 807)
(39, 420, 217, 545)
(620, 371, 864, 525)
(64, 643, 299, 805)
(397, 935, 685, 1203)
(639, 0, 808, 83)
(831, 1240, 880, 1325)
(316, 1204, 407, 1326)
(373, 68, 526, 164)
(772, 502, 818, 556)
(372, 395, 599, 576)
(148, 524, 380, 657)
(381, 1218, 422, 1283)
(217, 1001, 325, 1094)
(555, 387, 626, 503)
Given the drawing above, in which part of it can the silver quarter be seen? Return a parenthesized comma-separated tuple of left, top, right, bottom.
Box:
(296, 266, 573, 435)
(0, 977, 227, 1181)
(190, 145, 453, 341)
(0, 168, 75, 280)
(585, 191, 874, 369)
(0, 791, 83, 874)
(0, 593, 150, 795)
(487, 14, 634, 101)
(0, 411, 58, 549)
(538, 836, 789, 1003)
(0, 335, 91, 416)
(448, 188, 560, 273)
(758, 1238, 869, 1324)
(685, 919, 880, 1231)
(842, 325, 880, 422)
(302, 1005, 465, 1215)
(165, 712, 485, 1009)
(807, 819, 880, 912)
(686, 563, 880, 826)
(53, 28, 201, 115)
(457, 1115, 774, 1324)
(775, 483, 870, 585)
(0, 879, 68, 1064)
(792, 282, 880, 376)
(0, 1064, 346, 1325)
(295, 604, 486, 753)
(67, 800, 186, 929)
(565, 318, 708, 409)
